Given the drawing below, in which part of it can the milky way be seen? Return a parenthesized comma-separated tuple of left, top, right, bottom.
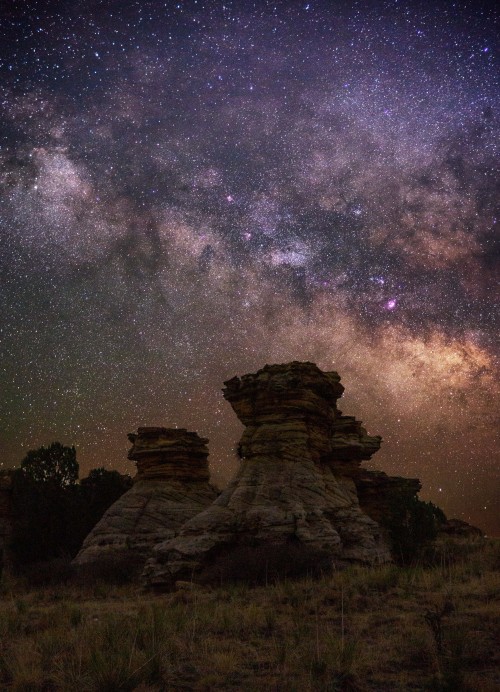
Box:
(1, 0, 498, 534)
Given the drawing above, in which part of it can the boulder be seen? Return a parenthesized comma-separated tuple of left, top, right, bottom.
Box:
(437, 518, 484, 539)
(144, 362, 392, 589)
(73, 428, 218, 572)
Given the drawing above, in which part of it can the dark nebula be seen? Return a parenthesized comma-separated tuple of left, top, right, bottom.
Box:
(1, 0, 498, 534)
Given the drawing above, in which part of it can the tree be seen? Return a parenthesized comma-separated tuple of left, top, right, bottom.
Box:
(80, 467, 132, 509)
(20, 442, 78, 487)
(10, 447, 133, 567)
(11, 442, 80, 564)
(383, 493, 446, 564)
(10, 468, 70, 565)
(76, 468, 133, 543)
(10, 443, 134, 568)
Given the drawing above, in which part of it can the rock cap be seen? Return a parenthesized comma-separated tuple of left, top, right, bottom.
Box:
(223, 361, 344, 425)
(127, 427, 210, 482)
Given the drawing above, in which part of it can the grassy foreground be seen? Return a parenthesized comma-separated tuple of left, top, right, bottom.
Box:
(0, 540, 498, 691)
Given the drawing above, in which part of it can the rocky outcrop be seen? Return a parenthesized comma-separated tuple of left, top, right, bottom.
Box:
(144, 362, 393, 590)
(73, 428, 218, 570)
(351, 469, 422, 525)
(437, 518, 484, 540)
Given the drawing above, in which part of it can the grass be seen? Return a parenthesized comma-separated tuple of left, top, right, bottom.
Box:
(0, 539, 498, 690)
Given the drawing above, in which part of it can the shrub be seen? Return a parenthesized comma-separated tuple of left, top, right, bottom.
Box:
(382, 494, 446, 564)
(19, 558, 75, 588)
(20, 442, 78, 487)
(10, 469, 78, 565)
(200, 540, 332, 585)
(74, 552, 145, 585)
(9, 448, 132, 568)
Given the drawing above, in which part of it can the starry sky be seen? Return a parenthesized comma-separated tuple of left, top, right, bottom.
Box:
(1, 0, 499, 534)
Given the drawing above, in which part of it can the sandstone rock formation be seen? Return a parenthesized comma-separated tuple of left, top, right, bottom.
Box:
(144, 362, 393, 589)
(73, 428, 218, 571)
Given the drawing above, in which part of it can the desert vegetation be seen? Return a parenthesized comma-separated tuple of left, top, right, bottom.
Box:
(7, 443, 132, 568)
(0, 537, 498, 691)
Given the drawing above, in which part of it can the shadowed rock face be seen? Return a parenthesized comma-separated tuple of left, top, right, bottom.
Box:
(143, 362, 393, 590)
(73, 428, 218, 570)
(348, 470, 422, 526)
(437, 518, 484, 539)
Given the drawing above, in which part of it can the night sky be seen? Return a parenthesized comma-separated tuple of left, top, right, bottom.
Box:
(1, 0, 499, 535)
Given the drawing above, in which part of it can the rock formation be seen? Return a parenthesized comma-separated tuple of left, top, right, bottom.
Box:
(73, 428, 218, 571)
(437, 518, 484, 540)
(348, 469, 422, 525)
(144, 362, 393, 589)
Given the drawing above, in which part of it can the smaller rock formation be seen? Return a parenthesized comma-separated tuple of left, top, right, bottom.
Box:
(437, 518, 484, 540)
(127, 427, 212, 482)
(349, 469, 422, 526)
(73, 428, 218, 572)
(144, 362, 392, 590)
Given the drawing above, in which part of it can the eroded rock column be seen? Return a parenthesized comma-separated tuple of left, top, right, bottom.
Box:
(144, 362, 392, 589)
(73, 427, 218, 571)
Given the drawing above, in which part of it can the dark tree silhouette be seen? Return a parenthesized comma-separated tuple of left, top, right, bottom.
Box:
(382, 494, 446, 564)
(80, 467, 132, 508)
(20, 442, 78, 487)
(10, 444, 131, 568)
(77, 467, 133, 542)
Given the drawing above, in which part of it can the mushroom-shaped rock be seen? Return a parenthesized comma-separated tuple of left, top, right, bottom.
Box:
(73, 428, 218, 573)
(143, 363, 392, 590)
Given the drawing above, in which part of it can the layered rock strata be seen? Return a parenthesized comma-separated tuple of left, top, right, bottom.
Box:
(144, 362, 393, 589)
(73, 428, 218, 569)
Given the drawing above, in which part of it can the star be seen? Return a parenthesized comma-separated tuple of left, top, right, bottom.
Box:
(0, 0, 498, 536)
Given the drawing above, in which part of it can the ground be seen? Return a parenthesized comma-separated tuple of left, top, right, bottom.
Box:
(0, 539, 498, 691)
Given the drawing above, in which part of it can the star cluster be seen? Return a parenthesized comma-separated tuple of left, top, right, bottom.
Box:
(0, 0, 498, 534)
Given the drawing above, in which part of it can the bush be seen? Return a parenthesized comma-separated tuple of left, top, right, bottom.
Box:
(19, 557, 75, 588)
(9, 446, 132, 568)
(20, 442, 78, 487)
(10, 469, 76, 565)
(200, 540, 332, 586)
(382, 494, 446, 564)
